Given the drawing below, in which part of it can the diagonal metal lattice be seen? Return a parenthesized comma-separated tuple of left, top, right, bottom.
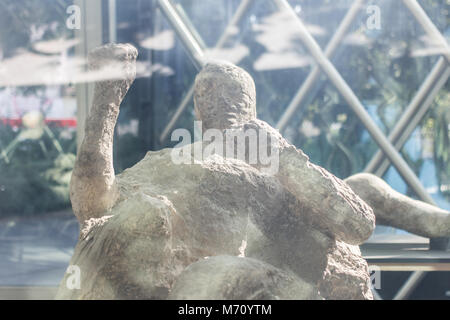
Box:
(157, 0, 254, 142)
(157, 0, 447, 203)
(156, 0, 449, 300)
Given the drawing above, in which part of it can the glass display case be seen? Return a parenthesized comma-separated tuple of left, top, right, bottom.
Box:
(0, 0, 449, 300)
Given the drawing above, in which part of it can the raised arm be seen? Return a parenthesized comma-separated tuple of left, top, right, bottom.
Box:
(70, 43, 138, 223)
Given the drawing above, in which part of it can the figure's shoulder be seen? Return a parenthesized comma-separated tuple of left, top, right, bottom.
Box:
(243, 119, 292, 148)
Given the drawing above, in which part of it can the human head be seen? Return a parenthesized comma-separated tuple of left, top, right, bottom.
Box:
(194, 61, 257, 131)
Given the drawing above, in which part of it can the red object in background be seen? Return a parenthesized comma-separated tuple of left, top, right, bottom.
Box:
(0, 118, 22, 127)
(0, 118, 77, 128)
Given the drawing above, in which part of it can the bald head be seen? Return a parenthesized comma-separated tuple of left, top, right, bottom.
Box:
(194, 61, 257, 131)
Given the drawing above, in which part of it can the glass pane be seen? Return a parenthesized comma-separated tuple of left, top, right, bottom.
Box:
(383, 85, 450, 211)
(0, 0, 78, 288)
(284, 80, 380, 178)
(333, 0, 440, 132)
(0, 0, 448, 300)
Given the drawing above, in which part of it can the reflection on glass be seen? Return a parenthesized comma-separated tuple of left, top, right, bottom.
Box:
(0, 0, 448, 293)
(0, 0, 78, 287)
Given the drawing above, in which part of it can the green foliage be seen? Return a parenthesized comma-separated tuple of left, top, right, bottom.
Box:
(431, 88, 450, 200)
(0, 124, 76, 216)
(0, 0, 76, 216)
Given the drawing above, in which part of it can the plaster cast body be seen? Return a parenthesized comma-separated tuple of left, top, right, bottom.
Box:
(58, 44, 449, 300)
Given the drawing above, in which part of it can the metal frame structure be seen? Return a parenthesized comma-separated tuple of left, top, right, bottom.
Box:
(155, 0, 449, 300)
(74, 0, 104, 148)
(157, 0, 254, 142)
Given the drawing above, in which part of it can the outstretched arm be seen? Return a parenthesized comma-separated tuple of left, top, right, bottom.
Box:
(346, 173, 450, 238)
(70, 43, 138, 223)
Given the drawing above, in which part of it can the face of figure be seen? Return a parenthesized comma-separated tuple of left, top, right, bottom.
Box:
(194, 61, 257, 131)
